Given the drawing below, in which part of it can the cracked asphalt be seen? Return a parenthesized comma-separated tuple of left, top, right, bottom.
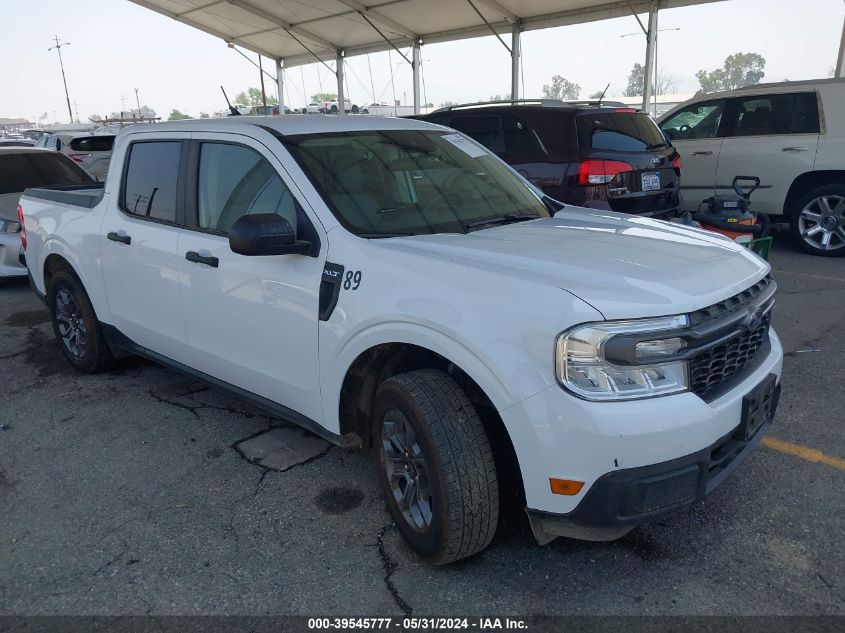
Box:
(1, 231, 843, 616)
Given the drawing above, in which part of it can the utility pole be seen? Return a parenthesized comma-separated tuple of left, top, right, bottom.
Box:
(48, 36, 74, 123)
(259, 54, 268, 108)
(74, 102, 80, 123)
(134, 88, 142, 118)
(120, 95, 127, 117)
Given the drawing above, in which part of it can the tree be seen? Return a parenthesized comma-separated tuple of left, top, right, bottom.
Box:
(624, 63, 677, 97)
(588, 90, 604, 99)
(696, 52, 766, 93)
(542, 75, 580, 101)
(199, 112, 210, 118)
(168, 109, 191, 121)
(310, 92, 337, 104)
(234, 87, 278, 106)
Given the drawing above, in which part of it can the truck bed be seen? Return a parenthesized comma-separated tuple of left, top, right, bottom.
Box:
(22, 183, 105, 209)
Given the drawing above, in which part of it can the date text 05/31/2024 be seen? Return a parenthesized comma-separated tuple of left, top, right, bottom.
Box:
(307, 618, 528, 630)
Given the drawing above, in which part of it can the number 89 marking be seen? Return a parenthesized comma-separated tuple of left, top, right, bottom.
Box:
(343, 270, 362, 290)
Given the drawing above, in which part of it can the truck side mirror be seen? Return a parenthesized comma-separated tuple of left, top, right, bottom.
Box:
(228, 213, 315, 257)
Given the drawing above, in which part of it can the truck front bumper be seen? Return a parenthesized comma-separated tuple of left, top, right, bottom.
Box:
(500, 328, 783, 543)
(526, 377, 780, 543)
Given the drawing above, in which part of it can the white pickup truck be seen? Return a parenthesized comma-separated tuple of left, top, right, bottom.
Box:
(19, 116, 782, 564)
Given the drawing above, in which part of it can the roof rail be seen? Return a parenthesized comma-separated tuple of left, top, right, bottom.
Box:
(432, 98, 635, 113)
(735, 77, 845, 90)
(432, 99, 565, 112)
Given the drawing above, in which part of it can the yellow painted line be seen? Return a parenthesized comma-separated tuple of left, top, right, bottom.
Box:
(772, 269, 845, 284)
(762, 436, 845, 471)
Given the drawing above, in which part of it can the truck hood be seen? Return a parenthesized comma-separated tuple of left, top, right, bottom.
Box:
(378, 208, 769, 319)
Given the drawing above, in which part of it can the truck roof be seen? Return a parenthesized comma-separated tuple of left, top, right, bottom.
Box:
(120, 115, 438, 138)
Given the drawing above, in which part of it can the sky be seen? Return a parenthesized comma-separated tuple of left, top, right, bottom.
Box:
(0, 0, 842, 123)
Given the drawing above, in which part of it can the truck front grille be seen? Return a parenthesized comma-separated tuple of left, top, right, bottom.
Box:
(687, 276, 774, 398)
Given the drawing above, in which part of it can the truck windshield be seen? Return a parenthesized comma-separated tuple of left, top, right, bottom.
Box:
(283, 129, 550, 237)
(0, 152, 94, 194)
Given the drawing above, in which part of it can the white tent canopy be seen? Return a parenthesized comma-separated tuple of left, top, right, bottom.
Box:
(130, 0, 724, 112)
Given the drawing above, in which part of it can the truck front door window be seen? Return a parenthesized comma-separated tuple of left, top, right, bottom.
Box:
(197, 142, 297, 234)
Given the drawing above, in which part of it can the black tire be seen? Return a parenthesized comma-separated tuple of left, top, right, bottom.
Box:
(362, 109, 369, 115)
(47, 271, 115, 373)
(330, 105, 338, 114)
(372, 369, 499, 565)
(351, 105, 359, 114)
(789, 183, 845, 256)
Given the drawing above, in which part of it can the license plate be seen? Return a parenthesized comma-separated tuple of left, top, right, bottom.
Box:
(738, 374, 778, 441)
(641, 172, 660, 191)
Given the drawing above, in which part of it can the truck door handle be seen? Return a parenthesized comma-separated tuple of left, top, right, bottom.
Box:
(107, 231, 131, 245)
(691, 151, 713, 156)
(185, 251, 219, 268)
(782, 146, 809, 152)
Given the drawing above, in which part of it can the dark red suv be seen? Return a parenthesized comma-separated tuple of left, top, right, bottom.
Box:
(417, 100, 682, 216)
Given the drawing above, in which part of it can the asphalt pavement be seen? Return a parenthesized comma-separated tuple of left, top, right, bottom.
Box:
(1, 231, 843, 616)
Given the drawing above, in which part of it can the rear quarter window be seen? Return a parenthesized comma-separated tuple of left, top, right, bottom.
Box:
(70, 136, 115, 152)
(577, 112, 667, 152)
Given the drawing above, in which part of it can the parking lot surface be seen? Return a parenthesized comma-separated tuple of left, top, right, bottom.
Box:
(1, 232, 843, 616)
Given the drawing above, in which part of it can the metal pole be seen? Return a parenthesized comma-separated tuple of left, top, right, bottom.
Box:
(134, 88, 141, 118)
(836, 10, 845, 78)
(336, 50, 346, 115)
(641, 7, 658, 112)
(49, 36, 74, 123)
(276, 59, 285, 112)
(511, 22, 521, 100)
(412, 40, 421, 114)
(653, 22, 659, 116)
(259, 55, 268, 108)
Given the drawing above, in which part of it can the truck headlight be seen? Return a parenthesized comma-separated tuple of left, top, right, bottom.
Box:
(555, 315, 690, 401)
(0, 220, 21, 233)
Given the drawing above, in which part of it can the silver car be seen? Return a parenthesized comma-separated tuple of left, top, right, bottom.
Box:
(0, 147, 94, 277)
(34, 132, 115, 181)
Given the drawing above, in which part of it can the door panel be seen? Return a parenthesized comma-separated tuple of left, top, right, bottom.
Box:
(100, 136, 190, 357)
(673, 138, 723, 211)
(715, 93, 821, 216)
(176, 136, 326, 423)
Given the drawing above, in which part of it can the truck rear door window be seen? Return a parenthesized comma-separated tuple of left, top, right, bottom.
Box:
(577, 112, 667, 152)
(122, 142, 180, 222)
(729, 92, 820, 136)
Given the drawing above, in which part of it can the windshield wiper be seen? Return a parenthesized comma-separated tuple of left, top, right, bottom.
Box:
(357, 232, 416, 238)
(466, 214, 540, 231)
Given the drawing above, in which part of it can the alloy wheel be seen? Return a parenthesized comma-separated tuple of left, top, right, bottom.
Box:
(381, 409, 433, 531)
(798, 194, 845, 252)
(55, 288, 88, 359)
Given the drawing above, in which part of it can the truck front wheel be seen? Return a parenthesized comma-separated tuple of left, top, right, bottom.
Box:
(372, 369, 499, 564)
(47, 271, 114, 373)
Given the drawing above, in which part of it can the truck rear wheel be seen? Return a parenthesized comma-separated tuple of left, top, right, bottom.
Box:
(48, 271, 114, 373)
(372, 369, 499, 565)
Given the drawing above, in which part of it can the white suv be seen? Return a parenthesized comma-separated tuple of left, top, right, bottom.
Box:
(19, 116, 782, 564)
(659, 78, 845, 256)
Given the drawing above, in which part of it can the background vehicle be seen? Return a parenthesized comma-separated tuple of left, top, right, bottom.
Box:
(0, 147, 94, 277)
(19, 116, 781, 564)
(35, 132, 115, 181)
(324, 98, 359, 114)
(0, 138, 36, 147)
(302, 102, 323, 114)
(659, 78, 845, 256)
(418, 100, 681, 216)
